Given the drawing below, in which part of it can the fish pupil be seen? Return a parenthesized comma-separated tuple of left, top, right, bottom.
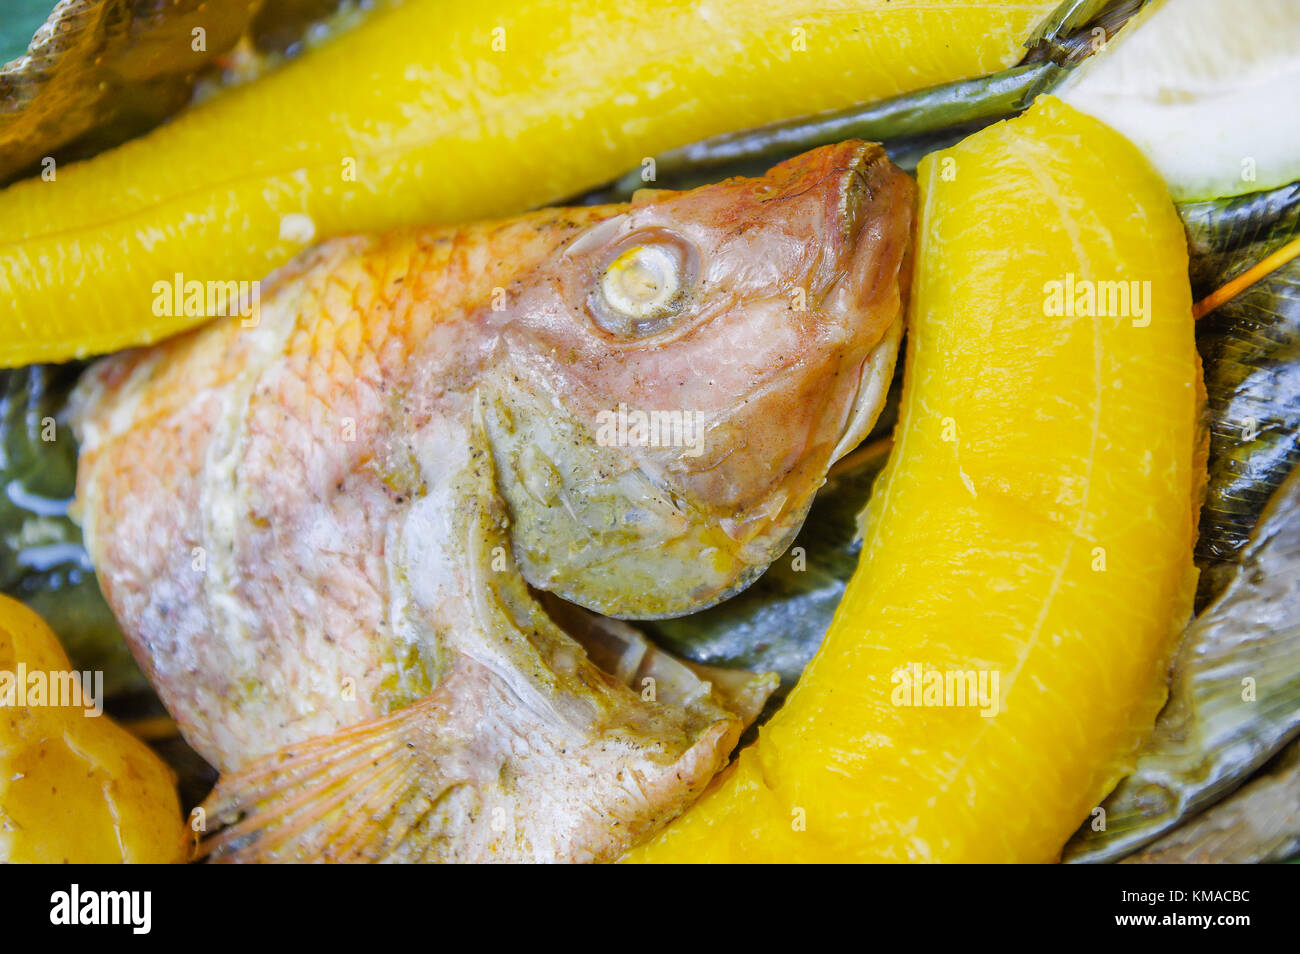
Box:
(622, 260, 662, 301)
(590, 233, 697, 336)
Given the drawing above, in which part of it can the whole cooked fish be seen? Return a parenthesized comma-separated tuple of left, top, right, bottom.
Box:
(70, 141, 914, 862)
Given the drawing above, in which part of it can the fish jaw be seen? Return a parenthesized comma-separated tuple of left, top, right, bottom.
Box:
(828, 310, 904, 465)
(492, 142, 915, 618)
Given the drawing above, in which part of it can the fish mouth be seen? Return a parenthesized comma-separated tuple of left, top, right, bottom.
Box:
(822, 140, 912, 464)
(828, 313, 904, 464)
(693, 317, 904, 616)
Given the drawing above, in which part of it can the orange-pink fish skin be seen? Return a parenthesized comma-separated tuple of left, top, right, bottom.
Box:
(71, 142, 914, 862)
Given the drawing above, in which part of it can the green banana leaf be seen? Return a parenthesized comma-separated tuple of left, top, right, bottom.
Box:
(1180, 181, 1300, 609)
(1120, 735, 1300, 864)
(1021, 0, 1147, 64)
(593, 63, 1066, 198)
(1065, 459, 1300, 863)
(1023, 0, 1119, 50)
(0, 364, 146, 696)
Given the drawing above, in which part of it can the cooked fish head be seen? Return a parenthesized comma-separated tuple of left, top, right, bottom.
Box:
(485, 140, 915, 618)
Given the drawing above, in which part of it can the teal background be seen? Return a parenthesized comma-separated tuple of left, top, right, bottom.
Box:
(1, 0, 56, 64)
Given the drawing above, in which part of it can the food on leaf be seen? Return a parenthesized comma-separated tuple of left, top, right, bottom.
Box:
(1066, 460, 1300, 863)
(1, 0, 1293, 867)
(69, 143, 911, 862)
(627, 96, 1202, 863)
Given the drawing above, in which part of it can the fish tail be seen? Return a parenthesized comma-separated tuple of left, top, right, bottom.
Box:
(196, 698, 434, 864)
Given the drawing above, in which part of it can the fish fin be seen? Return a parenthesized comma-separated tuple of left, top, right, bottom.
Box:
(196, 699, 436, 864)
(536, 592, 778, 727)
(679, 659, 780, 727)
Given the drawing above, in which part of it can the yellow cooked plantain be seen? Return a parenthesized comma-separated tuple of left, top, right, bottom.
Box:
(629, 96, 1202, 863)
(0, 0, 1055, 366)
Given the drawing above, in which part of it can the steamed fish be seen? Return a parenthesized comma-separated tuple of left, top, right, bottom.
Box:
(70, 141, 914, 862)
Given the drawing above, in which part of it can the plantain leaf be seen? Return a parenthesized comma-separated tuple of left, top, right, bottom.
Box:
(1182, 181, 1300, 299)
(0, 365, 146, 696)
(1022, 0, 1120, 52)
(1181, 181, 1300, 609)
(1120, 735, 1300, 864)
(1021, 0, 1147, 64)
(594, 63, 1065, 200)
(1064, 460, 1300, 863)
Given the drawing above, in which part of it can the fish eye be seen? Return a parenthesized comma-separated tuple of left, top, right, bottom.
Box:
(590, 233, 697, 337)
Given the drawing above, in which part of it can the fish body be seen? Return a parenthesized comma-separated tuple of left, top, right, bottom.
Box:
(71, 142, 914, 862)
